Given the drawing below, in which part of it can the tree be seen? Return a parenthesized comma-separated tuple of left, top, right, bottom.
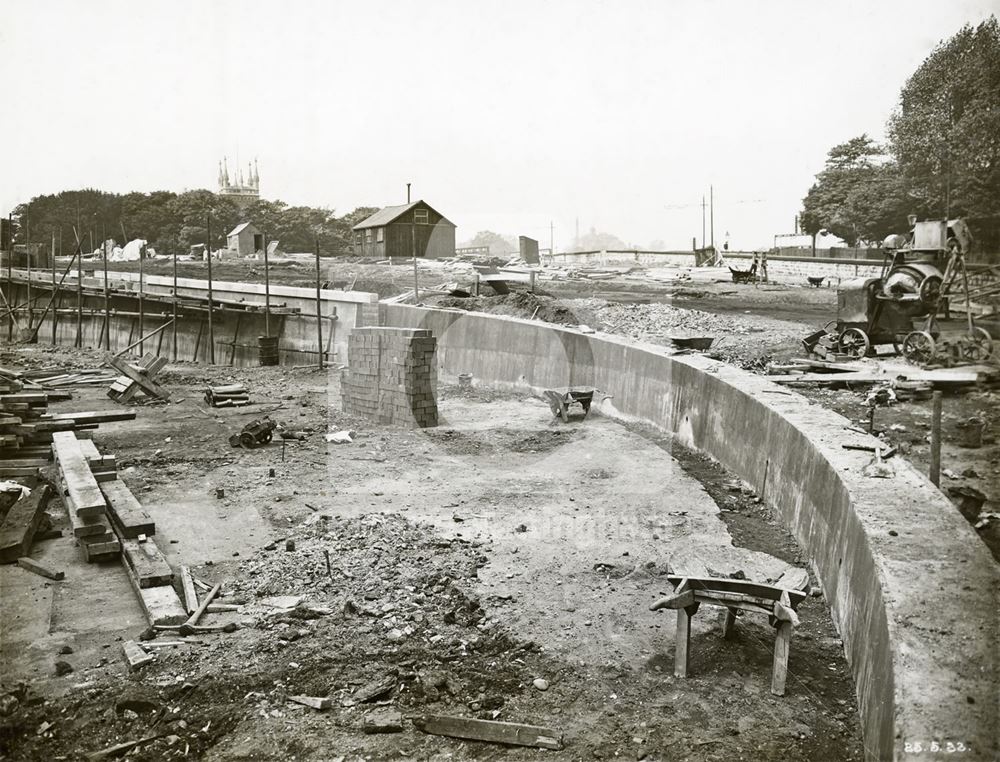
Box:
(574, 227, 627, 252)
(888, 16, 1000, 239)
(800, 135, 910, 246)
(463, 231, 517, 255)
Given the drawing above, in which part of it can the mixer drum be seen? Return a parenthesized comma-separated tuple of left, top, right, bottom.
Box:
(882, 262, 943, 316)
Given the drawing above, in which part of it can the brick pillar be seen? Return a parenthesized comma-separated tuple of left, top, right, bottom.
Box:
(342, 327, 438, 428)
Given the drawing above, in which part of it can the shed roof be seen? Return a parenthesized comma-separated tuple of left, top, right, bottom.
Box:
(228, 222, 256, 237)
(353, 201, 454, 230)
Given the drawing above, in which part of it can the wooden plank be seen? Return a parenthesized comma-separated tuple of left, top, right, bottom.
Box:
(125, 567, 187, 626)
(17, 556, 65, 580)
(120, 538, 173, 588)
(0, 485, 52, 563)
(666, 575, 807, 606)
(100, 480, 154, 538)
(0, 466, 41, 478)
(412, 715, 563, 750)
(67, 507, 112, 538)
(288, 695, 332, 710)
(180, 566, 198, 614)
(81, 537, 121, 562)
(46, 410, 138, 424)
(51, 431, 106, 517)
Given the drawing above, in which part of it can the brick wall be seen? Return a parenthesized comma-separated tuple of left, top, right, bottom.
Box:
(341, 327, 438, 428)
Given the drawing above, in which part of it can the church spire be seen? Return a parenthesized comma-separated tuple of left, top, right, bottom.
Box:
(222, 157, 230, 186)
(217, 161, 224, 189)
(253, 158, 260, 187)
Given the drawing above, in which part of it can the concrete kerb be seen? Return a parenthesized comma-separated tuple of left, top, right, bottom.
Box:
(378, 303, 999, 762)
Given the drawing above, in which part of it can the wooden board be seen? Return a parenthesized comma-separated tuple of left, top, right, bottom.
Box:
(0, 485, 52, 563)
(124, 564, 187, 626)
(80, 535, 121, 561)
(413, 715, 563, 750)
(51, 432, 106, 517)
(67, 507, 113, 539)
(100, 480, 154, 538)
(45, 410, 138, 424)
(120, 538, 173, 588)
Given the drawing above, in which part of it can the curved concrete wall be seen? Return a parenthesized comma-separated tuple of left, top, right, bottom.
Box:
(381, 304, 999, 761)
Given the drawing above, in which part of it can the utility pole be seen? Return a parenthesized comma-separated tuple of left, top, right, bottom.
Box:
(314, 239, 323, 369)
(25, 211, 31, 333)
(263, 233, 271, 337)
(701, 196, 706, 250)
(710, 185, 715, 252)
(172, 245, 178, 362)
(550, 221, 554, 257)
(51, 231, 56, 345)
(102, 223, 110, 351)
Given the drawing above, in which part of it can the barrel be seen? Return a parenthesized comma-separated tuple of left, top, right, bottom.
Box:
(258, 335, 279, 366)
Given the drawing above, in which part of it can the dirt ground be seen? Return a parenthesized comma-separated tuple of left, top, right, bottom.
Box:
(1, 345, 863, 761)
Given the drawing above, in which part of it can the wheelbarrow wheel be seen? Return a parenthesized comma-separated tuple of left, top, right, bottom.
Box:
(902, 331, 937, 365)
(239, 432, 257, 449)
(838, 328, 870, 359)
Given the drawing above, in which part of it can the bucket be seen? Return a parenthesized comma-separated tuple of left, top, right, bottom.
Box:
(960, 417, 984, 449)
(258, 335, 279, 366)
(458, 373, 473, 388)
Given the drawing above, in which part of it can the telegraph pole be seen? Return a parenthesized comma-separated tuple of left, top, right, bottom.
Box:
(550, 221, 554, 257)
(701, 196, 706, 250)
(710, 185, 715, 251)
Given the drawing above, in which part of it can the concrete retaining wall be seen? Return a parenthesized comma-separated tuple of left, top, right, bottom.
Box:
(377, 303, 999, 762)
(2, 271, 377, 365)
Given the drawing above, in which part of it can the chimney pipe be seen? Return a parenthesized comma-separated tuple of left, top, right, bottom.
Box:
(407, 183, 411, 204)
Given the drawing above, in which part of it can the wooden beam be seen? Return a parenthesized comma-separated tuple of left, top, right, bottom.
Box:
(51, 431, 105, 517)
(179, 566, 198, 614)
(412, 715, 563, 750)
(17, 556, 64, 580)
(100, 480, 154, 538)
(0, 484, 52, 563)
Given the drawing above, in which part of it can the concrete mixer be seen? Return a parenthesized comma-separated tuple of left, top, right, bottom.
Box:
(827, 218, 993, 365)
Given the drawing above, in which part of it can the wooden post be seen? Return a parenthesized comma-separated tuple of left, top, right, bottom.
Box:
(674, 606, 694, 678)
(6, 213, 12, 342)
(206, 215, 215, 364)
(721, 607, 738, 639)
(315, 238, 323, 369)
(930, 390, 942, 486)
(51, 231, 57, 345)
(172, 247, 178, 362)
(263, 233, 271, 337)
(24, 212, 31, 331)
(102, 224, 110, 350)
(76, 235, 83, 347)
(771, 621, 793, 696)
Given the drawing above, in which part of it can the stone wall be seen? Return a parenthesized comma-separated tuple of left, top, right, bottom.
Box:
(341, 327, 438, 428)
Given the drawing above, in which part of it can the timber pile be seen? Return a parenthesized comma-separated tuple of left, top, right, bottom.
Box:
(52, 431, 119, 562)
(0, 484, 54, 564)
(767, 358, 1000, 391)
(0, 385, 136, 477)
(205, 384, 250, 408)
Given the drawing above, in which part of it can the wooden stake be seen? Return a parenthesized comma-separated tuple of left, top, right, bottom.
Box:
(76, 234, 83, 347)
(51, 230, 57, 345)
(172, 246, 178, 361)
(102, 224, 110, 350)
(315, 239, 323, 369)
(206, 215, 215, 364)
(263, 232, 271, 337)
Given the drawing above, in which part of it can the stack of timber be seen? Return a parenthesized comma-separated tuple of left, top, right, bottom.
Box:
(1, 365, 113, 391)
(0, 483, 54, 563)
(108, 353, 170, 403)
(767, 359, 1000, 391)
(205, 384, 250, 408)
(52, 431, 120, 562)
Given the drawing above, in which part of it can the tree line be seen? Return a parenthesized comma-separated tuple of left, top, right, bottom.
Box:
(800, 17, 1000, 254)
(8, 188, 378, 256)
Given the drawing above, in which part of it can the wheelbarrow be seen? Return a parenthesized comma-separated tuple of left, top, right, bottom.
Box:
(543, 387, 610, 423)
(228, 416, 277, 449)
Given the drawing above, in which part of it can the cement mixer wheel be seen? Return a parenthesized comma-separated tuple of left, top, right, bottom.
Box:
(964, 327, 994, 362)
(918, 275, 943, 306)
(902, 331, 937, 365)
(838, 328, 870, 359)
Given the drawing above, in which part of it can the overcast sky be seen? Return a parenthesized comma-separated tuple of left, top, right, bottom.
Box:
(1, 0, 996, 250)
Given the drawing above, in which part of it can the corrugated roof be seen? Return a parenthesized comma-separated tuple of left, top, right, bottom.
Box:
(228, 221, 254, 237)
(353, 201, 454, 230)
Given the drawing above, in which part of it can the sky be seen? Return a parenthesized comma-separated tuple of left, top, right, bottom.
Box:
(1, 0, 997, 251)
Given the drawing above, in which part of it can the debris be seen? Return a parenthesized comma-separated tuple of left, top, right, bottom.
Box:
(17, 556, 64, 580)
(363, 709, 404, 734)
(54, 660, 74, 676)
(107, 353, 170, 403)
(122, 640, 155, 670)
(324, 430, 354, 444)
(532, 678, 549, 691)
(0, 484, 52, 563)
(862, 447, 894, 479)
(345, 674, 396, 705)
(288, 695, 333, 710)
(412, 714, 564, 750)
(84, 733, 164, 761)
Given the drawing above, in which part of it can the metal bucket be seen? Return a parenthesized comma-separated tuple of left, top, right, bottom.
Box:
(258, 335, 279, 366)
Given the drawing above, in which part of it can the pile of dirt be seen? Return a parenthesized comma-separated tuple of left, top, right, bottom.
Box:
(1, 513, 559, 760)
(432, 292, 582, 325)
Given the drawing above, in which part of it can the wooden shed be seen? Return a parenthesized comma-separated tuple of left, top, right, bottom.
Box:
(352, 200, 456, 259)
(227, 222, 264, 257)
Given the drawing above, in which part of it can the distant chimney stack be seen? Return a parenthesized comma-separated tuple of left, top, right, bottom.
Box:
(407, 183, 411, 204)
